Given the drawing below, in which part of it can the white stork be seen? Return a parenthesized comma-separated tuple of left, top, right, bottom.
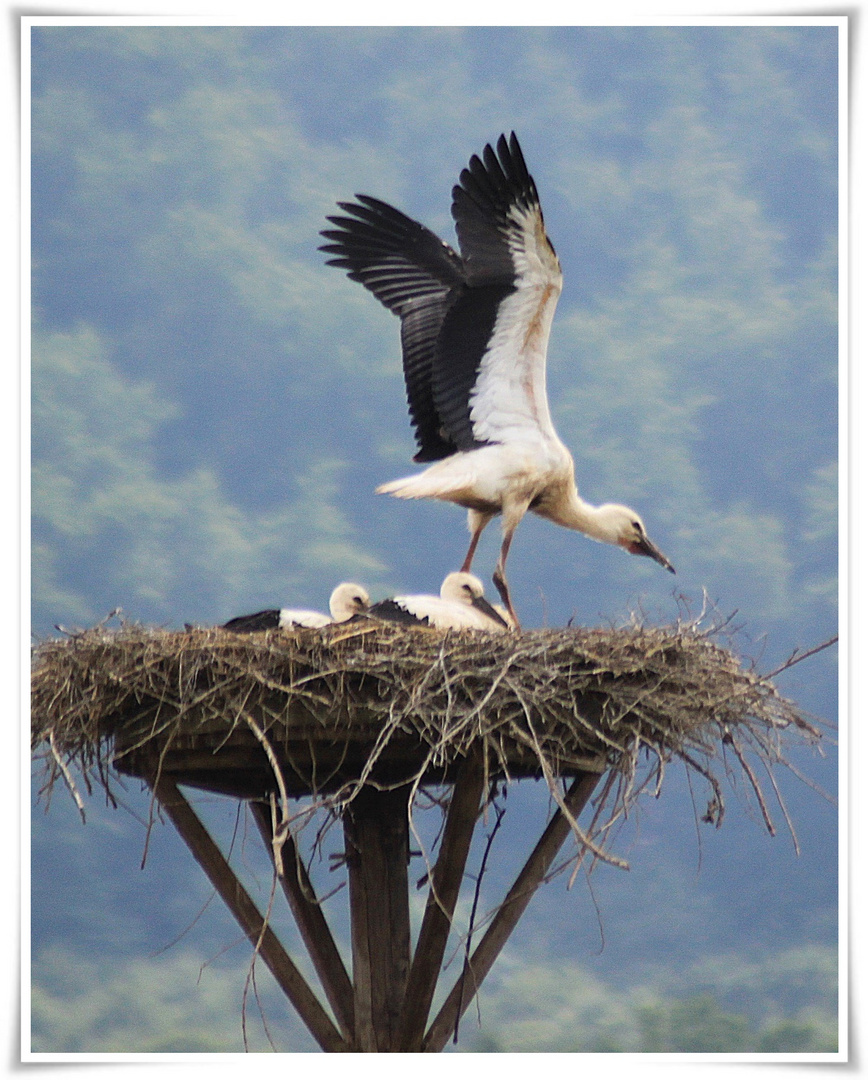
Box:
(221, 582, 370, 633)
(368, 571, 510, 631)
(321, 133, 674, 627)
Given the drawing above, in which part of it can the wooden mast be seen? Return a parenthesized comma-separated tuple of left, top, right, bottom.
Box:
(148, 761, 600, 1052)
(343, 785, 412, 1051)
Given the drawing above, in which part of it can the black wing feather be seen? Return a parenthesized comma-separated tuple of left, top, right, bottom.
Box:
(320, 195, 465, 460)
(367, 598, 431, 626)
(431, 282, 514, 452)
(450, 132, 547, 283)
(320, 195, 463, 312)
(221, 610, 281, 633)
(400, 294, 460, 461)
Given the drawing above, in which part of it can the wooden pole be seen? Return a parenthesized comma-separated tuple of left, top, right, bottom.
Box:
(424, 771, 601, 1052)
(150, 774, 349, 1053)
(249, 801, 355, 1044)
(397, 753, 486, 1051)
(343, 786, 412, 1051)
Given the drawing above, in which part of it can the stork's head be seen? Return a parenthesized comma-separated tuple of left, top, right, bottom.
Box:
(441, 571, 486, 603)
(441, 572, 510, 627)
(596, 504, 675, 573)
(329, 582, 371, 621)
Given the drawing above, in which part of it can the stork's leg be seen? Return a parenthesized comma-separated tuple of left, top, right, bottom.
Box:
(492, 528, 520, 631)
(461, 510, 493, 573)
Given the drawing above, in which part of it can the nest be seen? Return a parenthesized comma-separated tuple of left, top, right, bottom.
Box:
(31, 614, 824, 852)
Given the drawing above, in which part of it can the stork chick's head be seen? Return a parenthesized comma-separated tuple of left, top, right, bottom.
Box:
(595, 504, 675, 574)
(329, 582, 371, 621)
(440, 572, 511, 628)
(440, 571, 487, 603)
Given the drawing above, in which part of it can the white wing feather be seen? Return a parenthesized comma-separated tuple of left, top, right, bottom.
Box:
(278, 609, 331, 628)
(468, 203, 562, 446)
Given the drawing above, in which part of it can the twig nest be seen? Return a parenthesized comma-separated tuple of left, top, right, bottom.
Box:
(32, 618, 820, 829)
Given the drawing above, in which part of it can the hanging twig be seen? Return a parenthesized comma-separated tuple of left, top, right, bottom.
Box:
(47, 731, 86, 823)
(451, 798, 506, 1044)
(241, 712, 291, 878)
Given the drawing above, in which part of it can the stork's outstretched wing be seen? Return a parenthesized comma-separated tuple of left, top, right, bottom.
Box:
(321, 134, 563, 461)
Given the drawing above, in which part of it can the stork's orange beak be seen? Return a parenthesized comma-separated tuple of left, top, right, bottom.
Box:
(629, 535, 675, 573)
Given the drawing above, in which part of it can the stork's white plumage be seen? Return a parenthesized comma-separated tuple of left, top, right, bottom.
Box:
(368, 571, 510, 631)
(221, 582, 370, 633)
(321, 133, 674, 627)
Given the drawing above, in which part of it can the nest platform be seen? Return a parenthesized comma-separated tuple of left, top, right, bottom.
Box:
(31, 618, 822, 1052)
(31, 618, 810, 806)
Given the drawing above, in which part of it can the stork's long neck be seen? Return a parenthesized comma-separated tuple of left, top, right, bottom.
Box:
(546, 484, 612, 543)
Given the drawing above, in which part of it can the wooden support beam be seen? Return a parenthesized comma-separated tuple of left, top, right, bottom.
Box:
(343, 786, 412, 1051)
(397, 753, 485, 1051)
(150, 774, 349, 1053)
(423, 771, 602, 1053)
(250, 800, 355, 1044)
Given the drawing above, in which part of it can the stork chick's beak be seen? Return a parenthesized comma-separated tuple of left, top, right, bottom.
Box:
(629, 534, 676, 574)
(471, 594, 511, 628)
